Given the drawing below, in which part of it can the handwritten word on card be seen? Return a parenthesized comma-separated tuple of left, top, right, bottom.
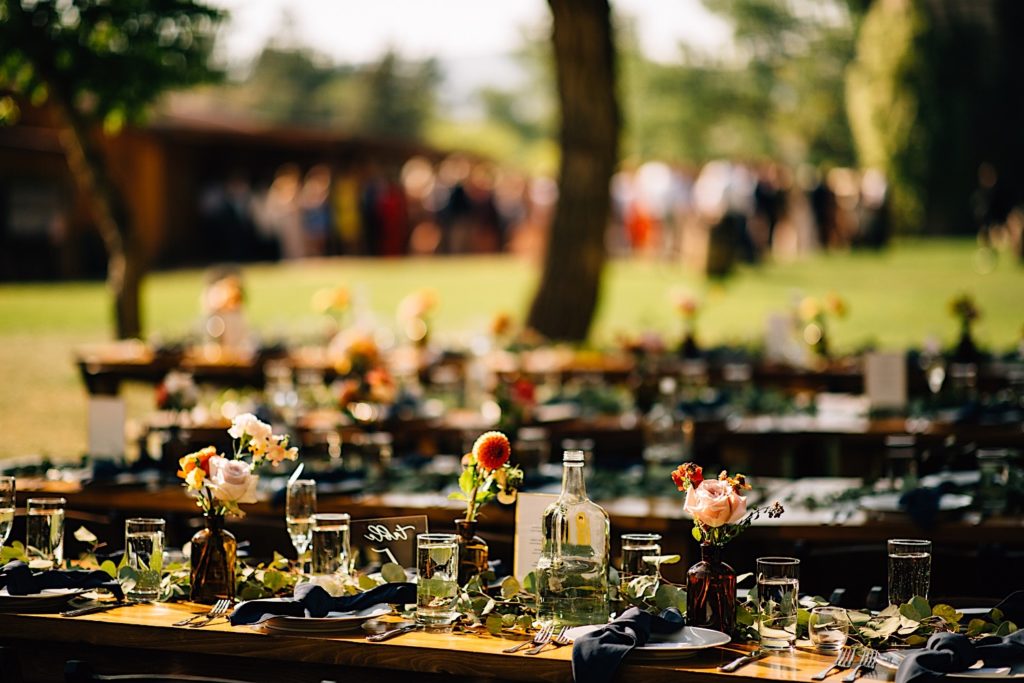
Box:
(350, 515, 428, 570)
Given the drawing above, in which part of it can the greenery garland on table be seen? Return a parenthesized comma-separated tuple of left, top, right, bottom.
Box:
(8, 528, 1016, 646)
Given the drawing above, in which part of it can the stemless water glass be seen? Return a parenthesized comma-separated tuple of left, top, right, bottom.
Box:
(310, 513, 350, 576)
(26, 497, 66, 568)
(809, 606, 850, 651)
(286, 479, 317, 560)
(124, 518, 165, 602)
(416, 533, 459, 630)
(888, 538, 931, 605)
(756, 557, 800, 649)
(0, 476, 14, 549)
(620, 533, 662, 584)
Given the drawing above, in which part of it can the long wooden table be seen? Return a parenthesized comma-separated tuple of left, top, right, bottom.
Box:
(0, 601, 888, 683)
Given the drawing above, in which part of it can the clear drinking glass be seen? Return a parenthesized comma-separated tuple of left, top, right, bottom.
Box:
(888, 538, 931, 606)
(756, 557, 800, 649)
(809, 606, 849, 651)
(416, 533, 459, 629)
(310, 513, 350, 576)
(620, 533, 661, 584)
(26, 497, 66, 568)
(0, 476, 14, 549)
(286, 479, 317, 560)
(124, 518, 165, 602)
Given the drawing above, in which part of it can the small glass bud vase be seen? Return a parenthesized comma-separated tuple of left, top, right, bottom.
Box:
(686, 543, 736, 635)
(190, 514, 236, 604)
(454, 518, 489, 585)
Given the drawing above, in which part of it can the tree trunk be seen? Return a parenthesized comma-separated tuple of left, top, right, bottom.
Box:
(526, 0, 620, 341)
(51, 94, 142, 339)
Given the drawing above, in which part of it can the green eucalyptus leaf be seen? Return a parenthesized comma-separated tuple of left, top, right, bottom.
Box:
(501, 576, 521, 599)
(358, 574, 380, 590)
(516, 614, 533, 630)
(691, 526, 702, 542)
(381, 563, 407, 583)
(73, 527, 98, 544)
(905, 634, 928, 646)
(932, 604, 962, 625)
(967, 619, 988, 637)
(485, 613, 504, 636)
(522, 572, 537, 594)
(99, 560, 117, 579)
(899, 596, 931, 622)
(501, 613, 517, 628)
(990, 608, 1005, 624)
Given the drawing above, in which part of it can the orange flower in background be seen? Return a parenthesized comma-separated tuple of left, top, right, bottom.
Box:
(718, 470, 751, 492)
(473, 431, 511, 471)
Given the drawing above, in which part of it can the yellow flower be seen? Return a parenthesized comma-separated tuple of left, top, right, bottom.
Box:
(798, 296, 822, 321)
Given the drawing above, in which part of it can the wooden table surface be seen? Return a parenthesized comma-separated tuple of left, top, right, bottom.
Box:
(0, 601, 890, 683)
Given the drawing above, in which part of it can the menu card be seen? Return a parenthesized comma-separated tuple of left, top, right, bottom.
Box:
(350, 515, 428, 570)
(513, 493, 557, 583)
(88, 396, 125, 458)
(865, 351, 907, 410)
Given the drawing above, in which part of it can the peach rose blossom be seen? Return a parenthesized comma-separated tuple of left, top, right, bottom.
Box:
(684, 479, 747, 528)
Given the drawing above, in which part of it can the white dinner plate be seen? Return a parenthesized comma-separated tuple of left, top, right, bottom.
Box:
(0, 587, 87, 612)
(565, 625, 730, 661)
(260, 603, 393, 635)
(876, 650, 1023, 679)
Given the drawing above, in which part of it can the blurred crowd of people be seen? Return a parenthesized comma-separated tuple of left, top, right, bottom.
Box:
(198, 155, 909, 271)
(197, 155, 556, 262)
(609, 160, 891, 271)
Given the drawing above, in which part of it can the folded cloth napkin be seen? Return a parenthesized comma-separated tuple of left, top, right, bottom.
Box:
(896, 630, 1024, 683)
(0, 560, 124, 600)
(229, 581, 417, 626)
(571, 607, 685, 683)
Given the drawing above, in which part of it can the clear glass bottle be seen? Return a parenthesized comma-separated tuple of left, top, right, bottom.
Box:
(535, 449, 610, 626)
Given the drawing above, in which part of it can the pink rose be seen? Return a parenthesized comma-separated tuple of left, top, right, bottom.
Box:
(207, 455, 258, 505)
(684, 479, 747, 527)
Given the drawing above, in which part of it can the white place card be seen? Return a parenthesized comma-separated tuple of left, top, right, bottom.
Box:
(88, 396, 125, 458)
(865, 351, 907, 410)
(513, 492, 557, 583)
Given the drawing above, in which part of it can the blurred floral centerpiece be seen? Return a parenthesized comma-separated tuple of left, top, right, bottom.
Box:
(672, 290, 701, 359)
(328, 329, 396, 422)
(448, 431, 523, 583)
(672, 463, 783, 635)
(312, 285, 351, 339)
(200, 270, 248, 351)
(156, 370, 198, 414)
(949, 293, 981, 362)
(397, 288, 438, 347)
(178, 413, 298, 602)
(797, 292, 847, 363)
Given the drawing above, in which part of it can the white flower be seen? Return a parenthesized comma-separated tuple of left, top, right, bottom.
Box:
(228, 413, 272, 441)
(207, 455, 259, 505)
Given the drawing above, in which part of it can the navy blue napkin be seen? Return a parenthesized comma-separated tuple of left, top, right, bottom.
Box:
(571, 607, 685, 683)
(896, 630, 1024, 683)
(229, 581, 416, 625)
(0, 560, 125, 600)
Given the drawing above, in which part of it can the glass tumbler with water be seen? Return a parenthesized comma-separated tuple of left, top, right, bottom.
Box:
(756, 557, 800, 649)
(26, 497, 66, 568)
(286, 479, 317, 561)
(888, 538, 931, 605)
(620, 533, 661, 584)
(0, 476, 14, 550)
(416, 533, 459, 629)
(124, 518, 165, 602)
(809, 606, 849, 651)
(310, 513, 350, 576)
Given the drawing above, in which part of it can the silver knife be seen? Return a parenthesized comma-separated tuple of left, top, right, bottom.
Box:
(366, 623, 420, 642)
(61, 601, 126, 618)
(719, 649, 771, 672)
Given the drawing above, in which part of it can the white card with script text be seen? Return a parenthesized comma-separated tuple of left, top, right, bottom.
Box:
(513, 493, 557, 583)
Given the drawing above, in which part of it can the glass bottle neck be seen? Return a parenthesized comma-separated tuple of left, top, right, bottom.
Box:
(700, 543, 721, 564)
(560, 462, 588, 502)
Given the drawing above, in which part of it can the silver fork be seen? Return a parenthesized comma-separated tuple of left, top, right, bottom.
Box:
(843, 650, 877, 682)
(526, 626, 568, 655)
(812, 645, 858, 680)
(179, 599, 231, 628)
(503, 623, 553, 654)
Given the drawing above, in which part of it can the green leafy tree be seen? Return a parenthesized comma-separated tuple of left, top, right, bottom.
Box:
(0, 0, 224, 337)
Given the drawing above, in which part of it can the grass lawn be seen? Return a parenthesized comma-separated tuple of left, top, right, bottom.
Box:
(0, 238, 1021, 459)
